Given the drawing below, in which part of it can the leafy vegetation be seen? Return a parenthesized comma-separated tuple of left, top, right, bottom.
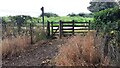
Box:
(94, 7, 120, 34)
(94, 7, 120, 63)
(88, 1, 119, 12)
(40, 12, 59, 18)
(2, 15, 93, 24)
(67, 13, 94, 17)
(44, 16, 93, 23)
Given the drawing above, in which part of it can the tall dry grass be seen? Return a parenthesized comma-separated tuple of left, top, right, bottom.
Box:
(54, 31, 110, 66)
(2, 26, 47, 58)
(2, 36, 31, 58)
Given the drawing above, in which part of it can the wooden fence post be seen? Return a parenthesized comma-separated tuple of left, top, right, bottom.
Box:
(72, 20, 75, 35)
(41, 7, 45, 31)
(51, 22, 53, 37)
(30, 23, 33, 44)
(18, 24, 21, 35)
(47, 21, 50, 37)
(89, 20, 91, 31)
(59, 20, 62, 39)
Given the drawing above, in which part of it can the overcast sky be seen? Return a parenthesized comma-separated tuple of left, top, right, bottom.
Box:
(0, 0, 91, 17)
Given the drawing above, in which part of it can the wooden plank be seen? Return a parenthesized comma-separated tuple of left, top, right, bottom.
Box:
(62, 28, 89, 30)
(62, 25, 89, 27)
(63, 31, 88, 33)
(75, 22, 89, 23)
(62, 21, 89, 24)
(74, 25, 89, 27)
(53, 29, 59, 30)
(57, 29, 90, 32)
(53, 24, 89, 27)
(74, 23, 89, 25)
(54, 32, 87, 35)
(62, 28, 73, 30)
(74, 28, 89, 30)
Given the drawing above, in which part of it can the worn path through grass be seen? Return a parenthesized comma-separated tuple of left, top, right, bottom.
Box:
(2, 37, 69, 66)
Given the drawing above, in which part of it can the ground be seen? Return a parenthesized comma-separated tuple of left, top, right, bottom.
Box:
(2, 34, 120, 66)
(2, 36, 69, 66)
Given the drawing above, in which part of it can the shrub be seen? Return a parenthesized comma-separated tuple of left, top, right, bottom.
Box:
(53, 32, 110, 66)
(94, 7, 120, 34)
(94, 7, 120, 65)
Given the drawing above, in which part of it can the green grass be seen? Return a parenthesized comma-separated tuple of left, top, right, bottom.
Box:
(44, 16, 93, 23)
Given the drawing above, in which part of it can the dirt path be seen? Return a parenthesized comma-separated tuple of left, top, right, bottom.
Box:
(2, 37, 69, 66)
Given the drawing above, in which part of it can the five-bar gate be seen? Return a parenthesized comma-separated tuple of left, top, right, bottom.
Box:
(47, 20, 91, 38)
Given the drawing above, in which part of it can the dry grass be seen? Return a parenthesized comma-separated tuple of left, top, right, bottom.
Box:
(54, 31, 110, 66)
(2, 36, 31, 58)
(2, 27, 47, 58)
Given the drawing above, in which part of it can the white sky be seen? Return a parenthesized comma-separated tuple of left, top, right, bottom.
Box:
(0, 0, 91, 17)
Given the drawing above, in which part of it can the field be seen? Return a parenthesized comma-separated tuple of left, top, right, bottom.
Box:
(43, 16, 94, 23)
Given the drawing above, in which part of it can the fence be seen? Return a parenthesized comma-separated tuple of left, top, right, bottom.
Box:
(2, 22, 42, 44)
(47, 20, 91, 38)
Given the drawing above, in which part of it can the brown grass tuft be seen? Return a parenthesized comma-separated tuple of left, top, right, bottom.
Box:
(2, 36, 31, 58)
(54, 31, 110, 66)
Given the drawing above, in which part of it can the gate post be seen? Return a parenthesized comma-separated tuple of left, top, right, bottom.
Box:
(89, 20, 90, 31)
(72, 20, 75, 35)
(30, 23, 33, 44)
(47, 21, 50, 38)
(51, 22, 53, 37)
(59, 20, 62, 39)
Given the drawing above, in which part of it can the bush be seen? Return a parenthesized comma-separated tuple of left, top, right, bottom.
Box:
(54, 32, 110, 66)
(94, 7, 120, 64)
(94, 7, 120, 34)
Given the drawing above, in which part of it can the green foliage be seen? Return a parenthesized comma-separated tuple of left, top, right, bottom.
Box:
(34, 29, 47, 42)
(2, 17, 11, 24)
(88, 1, 119, 12)
(67, 13, 77, 17)
(67, 13, 94, 17)
(94, 7, 120, 49)
(2, 15, 40, 26)
(2, 15, 93, 26)
(40, 12, 59, 18)
(94, 7, 120, 33)
(43, 16, 93, 23)
(94, 7, 120, 22)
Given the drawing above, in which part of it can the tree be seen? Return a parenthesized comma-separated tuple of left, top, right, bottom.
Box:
(87, 0, 119, 12)
(67, 13, 77, 17)
(78, 13, 85, 17)
(40, 12, 59, 18)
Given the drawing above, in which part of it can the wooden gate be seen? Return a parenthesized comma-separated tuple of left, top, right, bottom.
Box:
(47, 20, 91, 38)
